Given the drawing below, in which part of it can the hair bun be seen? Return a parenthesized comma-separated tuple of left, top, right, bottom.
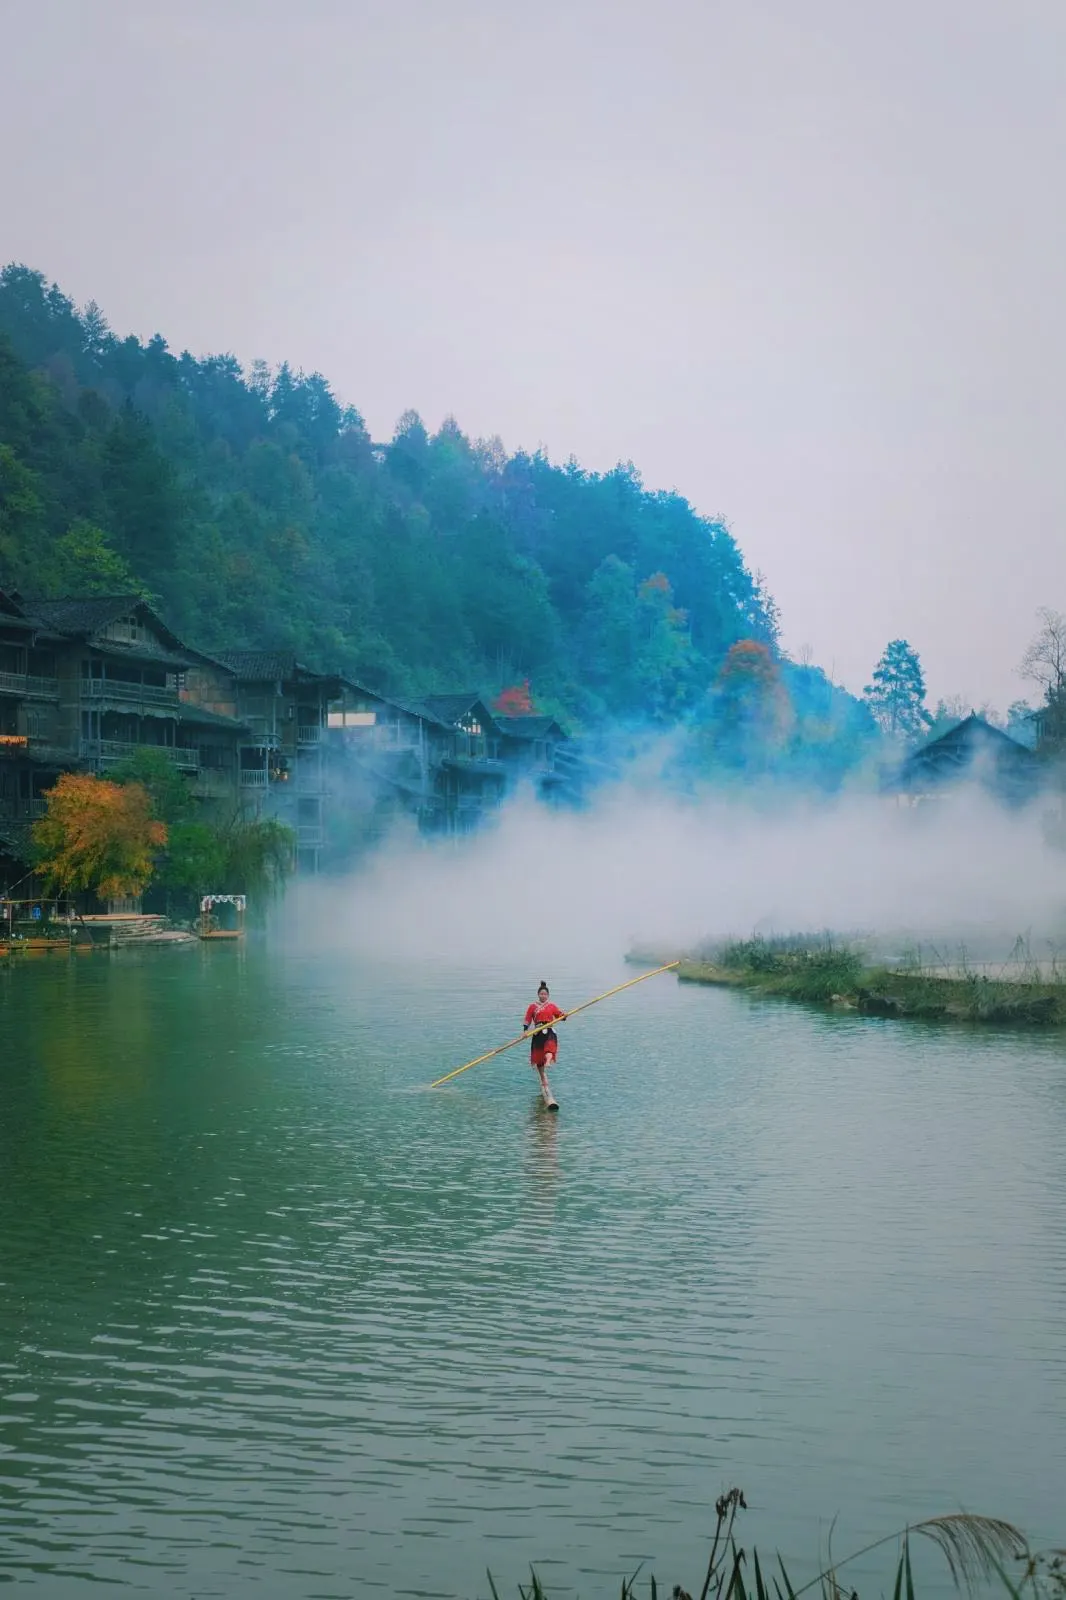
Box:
(539, 979, 548, 989)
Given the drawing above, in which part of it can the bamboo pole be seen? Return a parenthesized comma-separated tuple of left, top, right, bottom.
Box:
(429, 961, 680, 1088)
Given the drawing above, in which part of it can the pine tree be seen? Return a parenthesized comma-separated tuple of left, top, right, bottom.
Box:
(863, 640, 931, 739)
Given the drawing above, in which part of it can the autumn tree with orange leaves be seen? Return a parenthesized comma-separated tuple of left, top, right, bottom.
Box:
(32, 774, 168, 901)
(716, 640, 794, 741)
(494, 679, 536, 716)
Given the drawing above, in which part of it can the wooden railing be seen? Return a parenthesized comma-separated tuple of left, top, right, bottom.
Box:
(0, 797, 49, 819)
(239, 769, 269, 787)
(297, 724, 322, 744)
(87, 740, 199, 769)
(194, 769, 237, 796)
(82, 679, 178, 706)
(0, 671, 60, 698)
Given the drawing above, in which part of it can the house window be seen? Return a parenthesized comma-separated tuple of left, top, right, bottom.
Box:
(104, 615, 149, 645)
(327, 710, 376, 728)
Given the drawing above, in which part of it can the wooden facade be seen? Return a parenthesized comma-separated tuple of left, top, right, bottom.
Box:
(0, 588, 575, 881)
(326, 682, 575, 838)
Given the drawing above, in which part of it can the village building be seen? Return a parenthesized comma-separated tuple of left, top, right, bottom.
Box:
(326, 683, 576, 838)
(0, 586, 578, 885)
(203, 653, 342, 876)
(886, 713, 1042, 807)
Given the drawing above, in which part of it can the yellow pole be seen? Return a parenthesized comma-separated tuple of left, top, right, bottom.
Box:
(429, 961, 680, 1088)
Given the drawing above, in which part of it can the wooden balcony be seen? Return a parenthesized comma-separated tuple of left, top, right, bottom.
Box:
(297, 724, 322, 745)
(0, 671, 60, 699)
(84, 739, 200, 771)
(239, 769, 269, 787)
(82, 679, 178, 707)
(194, 769, 238, 798)
(0, 796, 48, 819)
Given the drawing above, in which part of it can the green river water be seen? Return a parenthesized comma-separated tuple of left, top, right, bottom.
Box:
(2, 942, 1065, 1597)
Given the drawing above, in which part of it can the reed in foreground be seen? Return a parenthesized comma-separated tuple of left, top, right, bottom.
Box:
(486, 1488, 1065, 1600)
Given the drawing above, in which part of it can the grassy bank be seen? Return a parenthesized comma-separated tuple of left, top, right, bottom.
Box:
(486, 1491, 1062, 1598)
(629, 936, 1066, 1026)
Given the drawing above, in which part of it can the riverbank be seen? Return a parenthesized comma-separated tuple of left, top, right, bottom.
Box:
(628, 936, 1066, 1025)
(1, 912, 200, 956)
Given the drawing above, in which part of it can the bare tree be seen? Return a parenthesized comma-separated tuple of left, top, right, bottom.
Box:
(1020, 607, 1066, 698)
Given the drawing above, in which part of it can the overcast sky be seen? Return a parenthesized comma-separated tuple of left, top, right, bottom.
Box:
(3, 0, 1065, 709)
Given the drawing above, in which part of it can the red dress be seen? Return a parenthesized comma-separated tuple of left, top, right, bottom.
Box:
(524, 1001, 564, 1068)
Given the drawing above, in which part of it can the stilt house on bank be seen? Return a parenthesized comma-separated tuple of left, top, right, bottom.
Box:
(885, 713, 1042, 806)
(0, 586, 577, 886)
(325, 682, 574, 838)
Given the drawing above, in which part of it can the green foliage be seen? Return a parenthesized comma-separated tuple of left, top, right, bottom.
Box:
(108, 756, 293, 906)
(109, 747, 195, 823)
(158, 821, 225, 894)
(214, 817, 294, 901)
(43, 517, 142, 597)
(672, 654, 878, 792)
(863, 639, 931, 741)
(0, 264, 781, 727)
(710, 933, 865, 1001)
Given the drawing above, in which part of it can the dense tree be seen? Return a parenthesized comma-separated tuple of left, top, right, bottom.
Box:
(863, 640, 931, 741)
(109, 747, 196, 823)
(107, 753, 294, 909)
(0, 263, 868, 774)
(494, 680, 536, 715)
(33, 775, 166, 900)
(42, 518, 141, 596)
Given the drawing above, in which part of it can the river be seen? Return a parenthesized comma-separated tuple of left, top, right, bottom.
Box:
(2, 941, 1065, 1598)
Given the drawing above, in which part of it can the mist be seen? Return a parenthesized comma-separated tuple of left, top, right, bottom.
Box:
(293, 777, 1066, 973)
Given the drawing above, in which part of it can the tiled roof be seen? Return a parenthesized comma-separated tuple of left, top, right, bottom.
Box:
(176, 703, 248, 730)
(29, 596, 147, 633)
(492, 715, 565, 740)
(417, 693, 490, 726)
(24, 597, 190, 658)
(215, 650, 299, 681)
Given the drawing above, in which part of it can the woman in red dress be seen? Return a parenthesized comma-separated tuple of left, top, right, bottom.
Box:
(523, 981, 567, 1108)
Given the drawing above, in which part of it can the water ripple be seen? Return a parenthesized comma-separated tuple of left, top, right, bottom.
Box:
(1, 954, 1065, 1596)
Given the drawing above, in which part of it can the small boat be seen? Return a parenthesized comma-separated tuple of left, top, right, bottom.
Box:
(199, 893, 247, 941)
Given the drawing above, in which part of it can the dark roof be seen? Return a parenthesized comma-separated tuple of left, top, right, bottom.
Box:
(0, 589, 60, 638)
(24, 596, 191, 659)
(176, 703, 249, 731)
(27, 596, 140, 633)
(215, 651, 339, 691)
(215, 650, 299, 681)
(492, 714, 567, 741)
(894, 714, 1039, 797)
(417, 693, 489, 725)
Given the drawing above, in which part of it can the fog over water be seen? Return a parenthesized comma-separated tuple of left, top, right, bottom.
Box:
(297, 779, 1066, 972)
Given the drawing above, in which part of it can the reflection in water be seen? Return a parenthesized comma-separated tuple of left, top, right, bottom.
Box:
(1, 949, 1065, 1600)
(525, 1095, 561, 1225)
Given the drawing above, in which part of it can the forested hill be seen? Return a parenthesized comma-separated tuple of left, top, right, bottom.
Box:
(0, 264, 780, 728)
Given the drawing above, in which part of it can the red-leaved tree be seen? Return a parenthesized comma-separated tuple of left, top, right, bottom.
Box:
(494, 680, 536, 716)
